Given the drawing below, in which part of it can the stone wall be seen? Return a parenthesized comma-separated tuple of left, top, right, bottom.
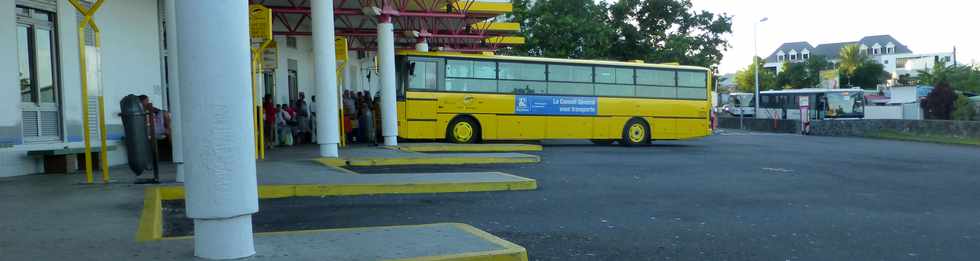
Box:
(809, 119, 980, 139)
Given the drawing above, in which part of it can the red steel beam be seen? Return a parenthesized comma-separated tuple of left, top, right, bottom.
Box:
(275, 30, 505, 39)
(269, 7, 495, 18)
(348, 47, 497, 52)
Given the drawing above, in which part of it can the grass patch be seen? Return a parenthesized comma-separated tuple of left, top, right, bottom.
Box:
(870, 130, 980, 146)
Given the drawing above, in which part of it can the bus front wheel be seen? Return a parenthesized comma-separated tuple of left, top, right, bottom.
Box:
(447, 117, 480, 144)
(621, 119, 650, 146)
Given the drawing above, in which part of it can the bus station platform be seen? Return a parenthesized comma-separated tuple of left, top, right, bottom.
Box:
(316, 145, 542, 167)
(1, 144, 535, 260)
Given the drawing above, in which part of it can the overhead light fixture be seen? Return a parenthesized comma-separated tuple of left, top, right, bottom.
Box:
(361, 6, 381, 16)
(402, 30, 420, 38)
(415, 41, 429, 52)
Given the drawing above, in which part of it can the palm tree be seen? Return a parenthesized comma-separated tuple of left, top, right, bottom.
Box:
(838, 44, 868, 86)
(916, 60, 949, 86)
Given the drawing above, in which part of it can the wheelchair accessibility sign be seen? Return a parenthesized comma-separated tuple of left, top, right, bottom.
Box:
(515, 95, 598, 116)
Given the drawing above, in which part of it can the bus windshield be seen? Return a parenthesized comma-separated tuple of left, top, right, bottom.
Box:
(825, 91, 864, 117)
(729, 94, 754, 107)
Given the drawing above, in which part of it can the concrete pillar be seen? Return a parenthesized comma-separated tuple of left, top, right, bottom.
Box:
(175, 0, 258, 259)
(164, 0, 184, 183)
(312, 0, 340, 157)
(378, 16, 398, 146)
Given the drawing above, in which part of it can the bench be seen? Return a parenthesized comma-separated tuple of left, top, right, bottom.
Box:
(28, 145, 118, 174)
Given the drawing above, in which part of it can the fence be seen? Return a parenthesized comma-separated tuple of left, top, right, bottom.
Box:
(862, 104, 922, 120)
(717, 116, 800, 133)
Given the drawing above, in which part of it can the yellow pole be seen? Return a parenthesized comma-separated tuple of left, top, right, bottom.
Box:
(98, 97, 109, 182)
(257, 55, 265, 160)
(251, 40, 272, 160)
(251, 53, 258, 159)
(336, 61, 347, 147)
(69, 0, 105, 184)
(90, 19, 109, 183)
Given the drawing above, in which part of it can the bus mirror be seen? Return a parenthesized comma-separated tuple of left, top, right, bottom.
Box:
(408, 62, 416, 76)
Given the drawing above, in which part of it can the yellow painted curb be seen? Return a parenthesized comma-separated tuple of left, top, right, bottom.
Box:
(347, 155, 540, 167)
(311, 158, 359, 174)
(394, 144, 542, 153)
(135, 187, 163, 242)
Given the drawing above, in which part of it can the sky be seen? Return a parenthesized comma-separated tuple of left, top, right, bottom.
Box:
(687, 0, 980, 75)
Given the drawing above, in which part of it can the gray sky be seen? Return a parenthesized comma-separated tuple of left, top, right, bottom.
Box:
(687, 0, 979, 74)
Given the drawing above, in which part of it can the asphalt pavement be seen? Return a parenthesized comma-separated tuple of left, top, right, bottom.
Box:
(166, 131, 980, 260)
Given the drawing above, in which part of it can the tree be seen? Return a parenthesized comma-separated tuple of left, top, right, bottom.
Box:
(917, 60, 950, 86)
(922, 83, 958, 120)
(734, 57, 776, 93)
(917, 61, 980, 93)
(775, 56, 830, 89)
(776, 62, 807, 89)
(838, 44, 869, 85)
(776, 56, 830, 89)
(952, 95, 977, 121)
(506, 0, 616, 59)
(845, 60, 888, 89)
(505, 0, 733, 69)
(606, 0, 733, 68)
(805, 55, 831, 81)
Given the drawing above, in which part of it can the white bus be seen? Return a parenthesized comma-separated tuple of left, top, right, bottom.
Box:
(720, 92, 755, 117)
(757, 88, 866, 120)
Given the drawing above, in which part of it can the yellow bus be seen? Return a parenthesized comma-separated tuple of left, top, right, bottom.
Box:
(395, 51, 713, 145)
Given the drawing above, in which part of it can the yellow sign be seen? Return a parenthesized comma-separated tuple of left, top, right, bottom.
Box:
(820, 69, 840, 89)
(335, 37, 349, 61)
(249, 4, 272, 40)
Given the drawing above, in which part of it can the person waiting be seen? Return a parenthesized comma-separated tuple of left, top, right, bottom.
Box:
(138, 95, 172, 161)
(262, 95, 276, 148)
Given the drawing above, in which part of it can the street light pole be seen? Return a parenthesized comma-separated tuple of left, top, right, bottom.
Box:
(754, 17, 768, 117)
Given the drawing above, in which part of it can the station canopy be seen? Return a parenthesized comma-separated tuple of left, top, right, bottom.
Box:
(255, 0, 524, 53)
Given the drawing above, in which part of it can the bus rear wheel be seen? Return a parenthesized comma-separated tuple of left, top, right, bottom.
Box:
(621, 118, 650, 146)
(447, 117, 480, 144)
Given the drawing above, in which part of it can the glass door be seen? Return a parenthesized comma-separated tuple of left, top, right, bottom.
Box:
(18, 6, 61, 143)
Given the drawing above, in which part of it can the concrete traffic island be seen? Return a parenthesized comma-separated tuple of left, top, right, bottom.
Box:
(138, 168, 538, 241)
(140, 223, 528, 261)
(315, 145, 542, 167)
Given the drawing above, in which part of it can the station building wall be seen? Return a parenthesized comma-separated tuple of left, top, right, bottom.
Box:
(1, 0, 161, 177)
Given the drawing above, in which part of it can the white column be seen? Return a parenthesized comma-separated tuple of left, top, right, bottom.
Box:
(175, 0, 258, 259)
(164, 0, 184, 183)
(313, 0, 340, 157)
(378, 17, 398, 146)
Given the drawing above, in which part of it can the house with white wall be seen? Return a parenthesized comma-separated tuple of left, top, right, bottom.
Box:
(763, 35, 953, 86)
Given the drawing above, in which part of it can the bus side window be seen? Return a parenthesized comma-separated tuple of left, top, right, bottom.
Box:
(408, 60, 438, 90)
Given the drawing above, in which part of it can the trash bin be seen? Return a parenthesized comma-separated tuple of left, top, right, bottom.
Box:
(119, 94, 152, 176)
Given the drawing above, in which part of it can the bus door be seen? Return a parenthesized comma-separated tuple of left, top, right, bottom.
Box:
(405, 58, 442, 121)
